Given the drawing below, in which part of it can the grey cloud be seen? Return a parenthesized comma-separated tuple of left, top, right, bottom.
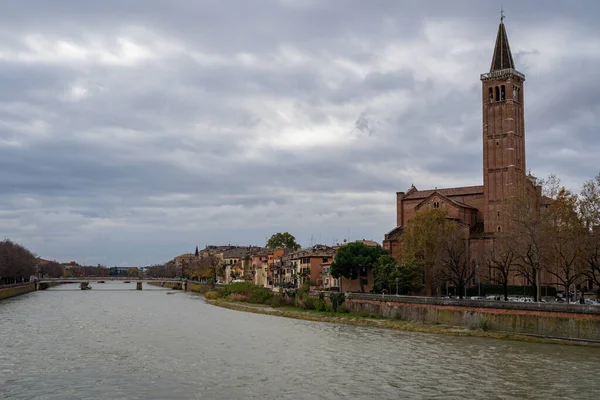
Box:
(1, 1, 599, 265)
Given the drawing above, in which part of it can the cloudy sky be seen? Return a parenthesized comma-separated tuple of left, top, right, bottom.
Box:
(1, 0, 599, 266)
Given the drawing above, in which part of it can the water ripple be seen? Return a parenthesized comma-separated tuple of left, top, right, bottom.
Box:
(1, 283, 600, 399)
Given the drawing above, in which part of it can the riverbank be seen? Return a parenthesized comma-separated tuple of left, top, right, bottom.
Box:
(0, 282, 66, 301)
(206, 299, 600, 346)
(0, 283, 36, 300)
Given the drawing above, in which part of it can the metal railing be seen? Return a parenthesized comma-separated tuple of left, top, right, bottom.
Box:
(312, 291, 600, 316)
(480, 68, 525, 81)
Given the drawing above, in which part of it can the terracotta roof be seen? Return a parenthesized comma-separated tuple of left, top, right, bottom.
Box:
(403, 185, 483, 200)
(490, 21, 515, 72)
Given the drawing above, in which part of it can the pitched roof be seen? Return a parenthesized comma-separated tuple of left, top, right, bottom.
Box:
(490, 22, 515, 72)
(414, 191, 478, 212)
(403, 185, 484, 200)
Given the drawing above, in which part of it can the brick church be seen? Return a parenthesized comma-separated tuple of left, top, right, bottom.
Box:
(382, 18, 543, 281)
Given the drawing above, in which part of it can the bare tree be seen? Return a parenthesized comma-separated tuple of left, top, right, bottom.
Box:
(545, 188, 587, 302)
(400, 208, 452, 296)
(488, 236, 520, 301)
(0, 239, 37, 285)
(506, 175, 549, 302)
(437, 225, 475, 299)
(580, 173, 600, 290)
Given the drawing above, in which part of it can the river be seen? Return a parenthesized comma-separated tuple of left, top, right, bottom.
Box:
(1, 282, 599, 399)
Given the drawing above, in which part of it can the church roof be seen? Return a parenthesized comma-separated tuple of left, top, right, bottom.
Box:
(413, 191, 478, 211)
(490, 21, 515, 72)
(403, 185, 484, 200)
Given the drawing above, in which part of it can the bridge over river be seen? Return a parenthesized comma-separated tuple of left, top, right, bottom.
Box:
(37, 277, 187, 290)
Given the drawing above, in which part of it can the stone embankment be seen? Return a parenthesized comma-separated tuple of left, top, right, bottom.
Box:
(344, 294, 600, 342)
(148, 281, 183, 290)
(144, 283, 600, 343)
(0, 282, 64, 301)
(0, 283, 36, 300)
(148, 281, 213, 293)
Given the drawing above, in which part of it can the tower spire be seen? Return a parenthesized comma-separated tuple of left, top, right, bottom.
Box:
(490, 15, 515, 72)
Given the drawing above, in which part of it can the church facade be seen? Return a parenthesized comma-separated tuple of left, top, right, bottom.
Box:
(382, 19, 541, 287)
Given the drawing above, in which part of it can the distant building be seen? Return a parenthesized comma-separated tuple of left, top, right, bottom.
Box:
(109, 267, 129, 276)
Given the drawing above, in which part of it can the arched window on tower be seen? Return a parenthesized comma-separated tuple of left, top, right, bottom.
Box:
(497, 226, 502, 233)
(501, 85, 506, 101)
(489, 87, 493, 103)
(495, 86, 500, 102)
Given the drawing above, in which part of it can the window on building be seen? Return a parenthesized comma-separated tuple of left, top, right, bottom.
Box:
(322, 257, 329, 263)
(489, 87, 493, 103)
(497, 226, 502, 233)
(497, 211, 500, 217)
(433, 201, 440, 209)
(501, 85, 506, 101)
(495, 86, 500, 101)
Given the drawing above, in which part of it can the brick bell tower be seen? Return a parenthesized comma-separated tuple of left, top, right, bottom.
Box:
(481, 16, 526, 234)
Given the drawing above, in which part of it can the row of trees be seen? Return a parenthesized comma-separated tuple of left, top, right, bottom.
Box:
(0, 238, 119, 285)
(62, 265, 110, 277)
(486, 173, 600, 302)
(0, 239, 37, 285)
(328, 241, 422, 294)
(146, 254, 224, 284)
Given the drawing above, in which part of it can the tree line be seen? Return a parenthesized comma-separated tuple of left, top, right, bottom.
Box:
(0, 238, 118, 285)
(0, 239, 37, 285)
(145, 254, 224, 284)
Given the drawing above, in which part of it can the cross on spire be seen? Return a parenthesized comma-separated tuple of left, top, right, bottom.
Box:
(500, 6, 505, 22)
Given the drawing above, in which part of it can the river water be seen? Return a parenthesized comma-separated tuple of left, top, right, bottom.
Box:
(1, 282, 600, 400)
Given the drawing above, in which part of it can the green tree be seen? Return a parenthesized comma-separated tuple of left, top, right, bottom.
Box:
(330, 242, 386, 293)
(373, 254, 397, 293)
(266, 232, 301, 250)
(372, 254, 421, 295)
(395, 261, 421, 295)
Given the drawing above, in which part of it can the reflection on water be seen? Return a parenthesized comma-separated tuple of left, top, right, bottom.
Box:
(1, 282, 600, 399)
